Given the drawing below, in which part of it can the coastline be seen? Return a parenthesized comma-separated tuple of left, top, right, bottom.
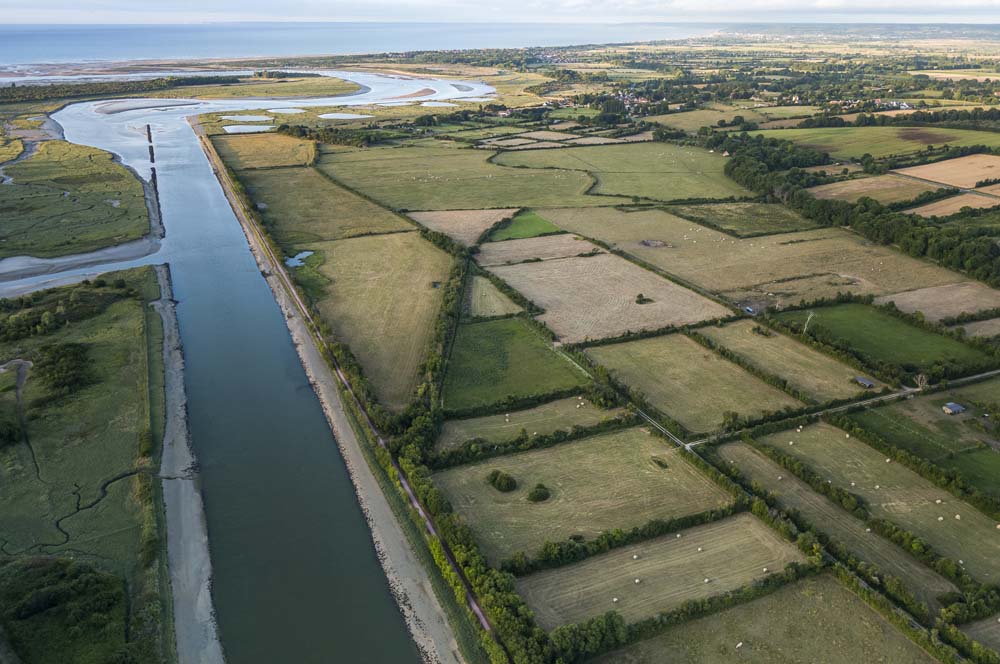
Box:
(195, 119, 464, 664)
(154, 263, 226, 664)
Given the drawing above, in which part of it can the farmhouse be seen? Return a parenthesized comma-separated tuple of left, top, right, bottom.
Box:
(943, 402, 967, 415)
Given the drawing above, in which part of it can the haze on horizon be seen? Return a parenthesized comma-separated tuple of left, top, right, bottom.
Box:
(9, 0, 1000, 26)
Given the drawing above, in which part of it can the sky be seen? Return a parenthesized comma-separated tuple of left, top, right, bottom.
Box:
(7, 0, 1000, 24)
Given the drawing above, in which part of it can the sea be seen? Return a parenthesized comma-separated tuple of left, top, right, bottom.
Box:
(0, 22, 718, 67)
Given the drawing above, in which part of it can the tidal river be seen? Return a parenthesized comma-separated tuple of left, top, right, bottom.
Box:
(7, 72, 495, 663)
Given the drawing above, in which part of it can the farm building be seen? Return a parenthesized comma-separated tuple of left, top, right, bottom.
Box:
(854, 376, 876, 389)
(943, 402, 967, 415)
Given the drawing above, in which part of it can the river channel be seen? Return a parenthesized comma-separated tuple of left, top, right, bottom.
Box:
(6, 71, 495, 663)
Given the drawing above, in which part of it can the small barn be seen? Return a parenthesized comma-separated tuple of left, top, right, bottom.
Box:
(943, 402, 967, 415)
(854, 376, 876, 389)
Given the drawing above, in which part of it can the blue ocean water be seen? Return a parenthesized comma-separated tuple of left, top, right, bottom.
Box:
(0, 22, 717, 66)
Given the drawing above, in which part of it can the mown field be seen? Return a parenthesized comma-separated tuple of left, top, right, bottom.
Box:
(758, 422, 1000, 584)
(893, 153, 1000, 189)
(594, 574, 937, 664)
(0, 268, 168, 662)
(490, 253, 731, 344)
(476, 234, 601, 266)
(757, 126, 1000, 160)
(238, 166, 411, 246)
(492, 142, 751, 202)
(699, 320, 878, 402)
(539, 207, 963, 307)
(964, 615, 1000, 654)
(666, 202, 816, 236)
(436, 396, 626, 452)
(874, 282, 1000, 322)
(587, 334, 802, 434)
(906, 193, 999, 218)
(489, 210, 563, 241)
(0, 140, 149, 258)
(318, 144, 628, 210)
(718, 442, 957, 611)
(807, 175, 939, 205)
(432, 428, 732, 564)
(408, 208, 518, 246)
(442, 317, 587, 412)
(212, 133, 316, 169)
(463, 275, 522, 318)
(515, 514, 804, 630)
(776, 303, 993, 373)
(302, 232, 453, 411)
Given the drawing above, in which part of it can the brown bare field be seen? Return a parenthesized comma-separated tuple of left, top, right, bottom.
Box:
(516, 130, 581, 141)
(758, 422, 1000, 584)
(407, 208, 518, 246)
(307, 232, 453, 411)
(874, 281, 1000, 322)
(540, 207, 964, 307)
(952, 317, 1000, 338)
(515, 514, 804, 630)
(432, 427, 732, 564)
(979, 182, 1000, 196)
(699, 320, 880, 402)
(807, 175, 939, 204)
(718, 442, 957, 612)
(476, 234, 602, 266)
(212, 133, 316, 169)
(489, 253, 731, 343)
(588, 334, 803, 433)
(906, 193, 1000, 217)
(894, 153, 1000, 189)
(463, 275, 522, 318)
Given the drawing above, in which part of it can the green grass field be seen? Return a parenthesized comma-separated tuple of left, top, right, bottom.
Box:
(594, 574, 936, 663)
(757, 126, 1000, 159)
(212, 133, 316, 169)
(238, 166, 411, 246)
(718, 442, 957, 611)
(758, 422, 1000, 584)
(442, 318, 587, 412)
(515, 514, 804, 630)
(666, 202, 816, 236)
(432, 427, 732, 563)
(302, 232, 453, 411)
(488, 210, 563, 241)
(493, 142, 751, 202)
(318, 144, 628, 210)
(644, 105, 769, 132)
(463, 275, 522, 318)
(777, 304, 993, 375)
(587, 334, 802, 434)
(0, 140, 149, 258)
(847, 378, 1000, 498)
(699, 320, 878, 402)
(0, 268, 167, 661)
(436, 396, 626, 452)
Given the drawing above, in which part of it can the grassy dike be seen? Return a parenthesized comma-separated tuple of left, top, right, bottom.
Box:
(197, 122, 495, 664)
(0, 266, 174, 664)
